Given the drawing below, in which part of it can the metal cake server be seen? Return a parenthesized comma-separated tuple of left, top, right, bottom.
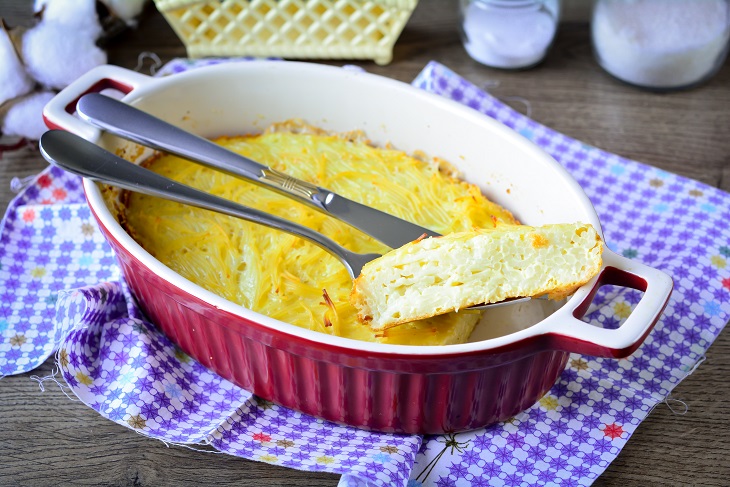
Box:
(75, 93, 440, 249)
(39, 130, 529, 310)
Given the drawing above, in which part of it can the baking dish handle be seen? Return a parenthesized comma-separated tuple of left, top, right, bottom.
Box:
(43, 64, 152, 141)
(544, 249, 673, 358)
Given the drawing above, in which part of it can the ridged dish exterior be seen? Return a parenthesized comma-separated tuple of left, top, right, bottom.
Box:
(100, 215, 568, 434)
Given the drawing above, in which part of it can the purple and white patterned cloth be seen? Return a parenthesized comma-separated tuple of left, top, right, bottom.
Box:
(1, 59, 729, 487)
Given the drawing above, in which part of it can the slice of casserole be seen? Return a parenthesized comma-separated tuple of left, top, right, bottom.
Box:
(350, 223, 603, 331)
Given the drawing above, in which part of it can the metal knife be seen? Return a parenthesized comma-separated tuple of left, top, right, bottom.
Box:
(75, 93, 440, 248)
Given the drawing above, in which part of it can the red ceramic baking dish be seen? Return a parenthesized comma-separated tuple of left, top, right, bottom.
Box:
(43, 62, 673, 434)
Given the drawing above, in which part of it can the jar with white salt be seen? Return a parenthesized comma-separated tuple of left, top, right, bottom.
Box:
(459, 0, 561, 69)
(592, 0, 730, 90)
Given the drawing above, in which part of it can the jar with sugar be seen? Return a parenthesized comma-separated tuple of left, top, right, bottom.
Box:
(459, 0, 561, 69)
(591, 0, 730, 90)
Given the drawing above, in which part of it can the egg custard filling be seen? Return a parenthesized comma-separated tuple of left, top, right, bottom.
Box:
(121, 121, 518, 345)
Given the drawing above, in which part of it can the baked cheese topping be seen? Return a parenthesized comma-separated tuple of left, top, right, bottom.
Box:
(122, 122, 518, 345)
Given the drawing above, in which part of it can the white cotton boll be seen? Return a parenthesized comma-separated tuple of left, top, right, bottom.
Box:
(101, 0, 148, 25)
(0, 27, 35, 105)
(33, 0, 51, 15)
(34, 0, 102, 40)
(2, 91, 56, 139)
(23, 22, 107, 90)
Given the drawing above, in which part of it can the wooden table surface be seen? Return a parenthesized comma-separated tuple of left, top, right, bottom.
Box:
(1, 1, 729, 485)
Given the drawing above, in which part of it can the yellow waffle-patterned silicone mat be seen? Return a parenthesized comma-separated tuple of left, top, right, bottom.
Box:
(153, 0, 418, 65)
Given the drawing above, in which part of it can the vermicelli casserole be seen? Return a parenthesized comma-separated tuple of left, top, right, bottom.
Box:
(121, 122, 519, 345)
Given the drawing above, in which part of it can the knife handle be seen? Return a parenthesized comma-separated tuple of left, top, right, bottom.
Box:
(76, 93, 327, 210)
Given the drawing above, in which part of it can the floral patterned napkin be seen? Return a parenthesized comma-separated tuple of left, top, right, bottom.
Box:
(1, 59, 729, 487)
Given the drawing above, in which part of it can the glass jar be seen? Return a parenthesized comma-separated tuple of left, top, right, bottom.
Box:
(459, 0, 561, 69)
(591, 0, 730, 91)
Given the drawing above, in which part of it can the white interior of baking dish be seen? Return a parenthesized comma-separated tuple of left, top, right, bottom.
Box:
(82, 61, 602, 355)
